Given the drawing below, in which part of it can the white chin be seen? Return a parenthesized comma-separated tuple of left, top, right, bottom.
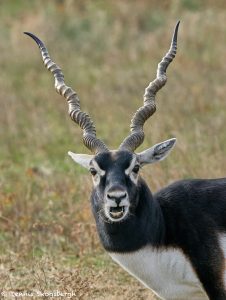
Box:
(105, 206, 129, 222)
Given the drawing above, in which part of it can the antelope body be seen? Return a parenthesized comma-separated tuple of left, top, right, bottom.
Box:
(25, 22, 226, 300)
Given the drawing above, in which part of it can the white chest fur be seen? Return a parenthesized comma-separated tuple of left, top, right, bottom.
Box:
(109, 246, 208, 300)
(219, 234, 226, 288)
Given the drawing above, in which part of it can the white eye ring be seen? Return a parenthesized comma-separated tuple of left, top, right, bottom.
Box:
(90, 168, 97, 176)
(132, 165, 140, 174)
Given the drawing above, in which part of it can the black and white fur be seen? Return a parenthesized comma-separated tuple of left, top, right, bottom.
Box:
(69, 138, 226, 300)
(25, 20, 226, 300)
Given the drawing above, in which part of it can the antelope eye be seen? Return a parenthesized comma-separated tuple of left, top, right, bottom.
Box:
(90, 168, 97, 176)
(132, 165, 140, 174)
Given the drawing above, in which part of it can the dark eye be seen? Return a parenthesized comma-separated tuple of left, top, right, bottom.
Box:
(90, 168, 97, 176)
(132, 165, 140, 174)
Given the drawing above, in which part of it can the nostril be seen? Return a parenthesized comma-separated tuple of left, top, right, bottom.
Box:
(121, 192, 127, 199)
(107, 193, 114, 200)
(107, 192, 127, 204)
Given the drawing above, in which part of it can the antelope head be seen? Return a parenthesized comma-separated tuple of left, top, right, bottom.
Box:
(25, 21, 179, 222)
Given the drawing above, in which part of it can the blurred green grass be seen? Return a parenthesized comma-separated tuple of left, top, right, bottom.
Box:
(1, 0, 226, 298)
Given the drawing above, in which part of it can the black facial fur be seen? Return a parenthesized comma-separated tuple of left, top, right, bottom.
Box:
(91, 177, 165, 252)
(91, 151, 139, 214)
(94, 150, 133, 172)
(90, 150, 165, 251)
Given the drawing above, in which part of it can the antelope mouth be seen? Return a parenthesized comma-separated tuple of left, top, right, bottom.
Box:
(109, 206, 125, 219)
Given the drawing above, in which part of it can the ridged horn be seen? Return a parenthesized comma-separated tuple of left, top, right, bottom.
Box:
(24, 32, 108, 154)
(119, 21, 180, 152)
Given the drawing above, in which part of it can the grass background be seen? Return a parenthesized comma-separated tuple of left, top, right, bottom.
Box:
(1, 0, 226, 299)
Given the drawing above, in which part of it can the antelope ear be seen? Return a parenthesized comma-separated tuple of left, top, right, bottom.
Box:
(68, 151, 94, 169)
(137, 138, 176, 166)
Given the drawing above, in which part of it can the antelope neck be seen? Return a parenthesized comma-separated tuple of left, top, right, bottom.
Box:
(92, 179, 165, 253)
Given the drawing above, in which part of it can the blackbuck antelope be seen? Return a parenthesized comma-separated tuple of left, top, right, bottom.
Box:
(25, 21, 226, 300)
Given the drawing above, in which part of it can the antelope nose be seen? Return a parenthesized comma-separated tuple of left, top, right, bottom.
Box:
(107, 189, 127, 205)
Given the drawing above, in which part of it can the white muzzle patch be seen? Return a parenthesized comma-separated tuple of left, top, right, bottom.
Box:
(105, 195, 129, 222)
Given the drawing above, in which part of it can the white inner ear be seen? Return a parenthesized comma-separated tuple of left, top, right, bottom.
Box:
(137, 138, 176, 166)
(68, 151, 94, 169)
